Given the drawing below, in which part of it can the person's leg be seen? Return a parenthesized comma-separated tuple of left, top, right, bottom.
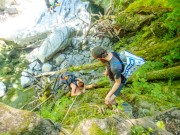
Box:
(108, 82, 126, 112)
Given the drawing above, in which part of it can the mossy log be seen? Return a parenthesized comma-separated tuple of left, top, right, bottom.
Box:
(36, 62, 104, 77)
(86, 66, 180, 89)
(36, 62, 179, 85)
(134, 38, 180, 62)
(128, 65, 180, 83)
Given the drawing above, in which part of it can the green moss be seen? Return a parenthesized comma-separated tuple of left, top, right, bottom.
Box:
(72, 127, 83, 135)
(113, 0, 135, 12)
(122, 81, 180, 109)
(68, 62, 104, 72)
(89, 123, 108, 135)
(126, 0, 170, 14)
(0, 133, 10, 135)
(0, 103, 36, 134)
(0, 87, 36, 109)
(136, 38, 180, 62)
(114, 12, 155, 32)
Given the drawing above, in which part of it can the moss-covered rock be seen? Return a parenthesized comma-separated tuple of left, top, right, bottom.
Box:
(72, 118, 114, 135)
(2, 66, 13, 75)
(0, 102, 60, 135)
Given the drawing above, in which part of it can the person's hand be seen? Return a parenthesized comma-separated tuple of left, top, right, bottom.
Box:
(104, 70, 108, 77)
(105, 96, 110, 105)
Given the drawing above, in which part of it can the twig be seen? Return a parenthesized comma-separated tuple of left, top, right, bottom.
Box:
(19, 99, 39, 109)
(30, 95, 52, 112)
(60, 127, 71, 135)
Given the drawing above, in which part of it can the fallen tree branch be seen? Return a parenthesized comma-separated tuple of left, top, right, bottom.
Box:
(35, 62, 104, 78)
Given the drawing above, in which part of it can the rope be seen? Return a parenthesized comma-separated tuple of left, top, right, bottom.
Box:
(61, 95, 78, 124)
(30, 95, 52, 112)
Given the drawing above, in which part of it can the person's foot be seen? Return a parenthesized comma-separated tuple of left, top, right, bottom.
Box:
(113, 108, 119, 113)
(112, 103, 119, 113)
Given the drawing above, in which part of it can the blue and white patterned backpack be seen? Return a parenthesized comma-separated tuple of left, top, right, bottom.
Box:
(115, 51, 145, 79)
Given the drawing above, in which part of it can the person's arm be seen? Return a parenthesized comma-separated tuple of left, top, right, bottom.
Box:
(70, 83, 77, 96)
(105, 64, 122, 105)
(70, 83, 81, 96)
(105, 77, 121, 105)
(104, 67, 108, 76)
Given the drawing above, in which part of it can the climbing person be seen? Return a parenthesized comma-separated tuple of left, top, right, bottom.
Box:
(59, 72, 85, 97)
(44, 0, 60, 13)
(91, 46, 145, 109)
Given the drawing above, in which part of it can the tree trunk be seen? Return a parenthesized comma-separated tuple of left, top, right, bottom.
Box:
(128, 66, 180, 83)
(134, 38, 180, 62)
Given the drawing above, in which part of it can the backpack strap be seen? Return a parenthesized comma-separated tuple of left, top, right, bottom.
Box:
(112, 52, 124, 72)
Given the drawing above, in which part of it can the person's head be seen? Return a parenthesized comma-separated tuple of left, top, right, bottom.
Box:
(77, 80, 84, 89)
(91, 46, 108, 59)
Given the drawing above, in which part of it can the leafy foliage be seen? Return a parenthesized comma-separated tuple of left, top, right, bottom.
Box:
(131, 126, 153, 135)
(163, 48, 180, 64)
(164, 0, 180, 35)
(156, 121, 165, 130)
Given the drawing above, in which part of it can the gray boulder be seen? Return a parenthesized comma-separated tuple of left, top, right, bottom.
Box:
(42, 63, 52, 73)
(54, 54, 66, 66)
(20, 76, 34, 88)
(38, 27, 75, 63)
(73, 108, 178, 135)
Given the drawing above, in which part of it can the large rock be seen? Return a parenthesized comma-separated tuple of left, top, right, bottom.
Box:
(0, 102, 60, 134)
(0, 0, 90, 46)
(72, 108, 178, 135)
(38, 26, 75, 63)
